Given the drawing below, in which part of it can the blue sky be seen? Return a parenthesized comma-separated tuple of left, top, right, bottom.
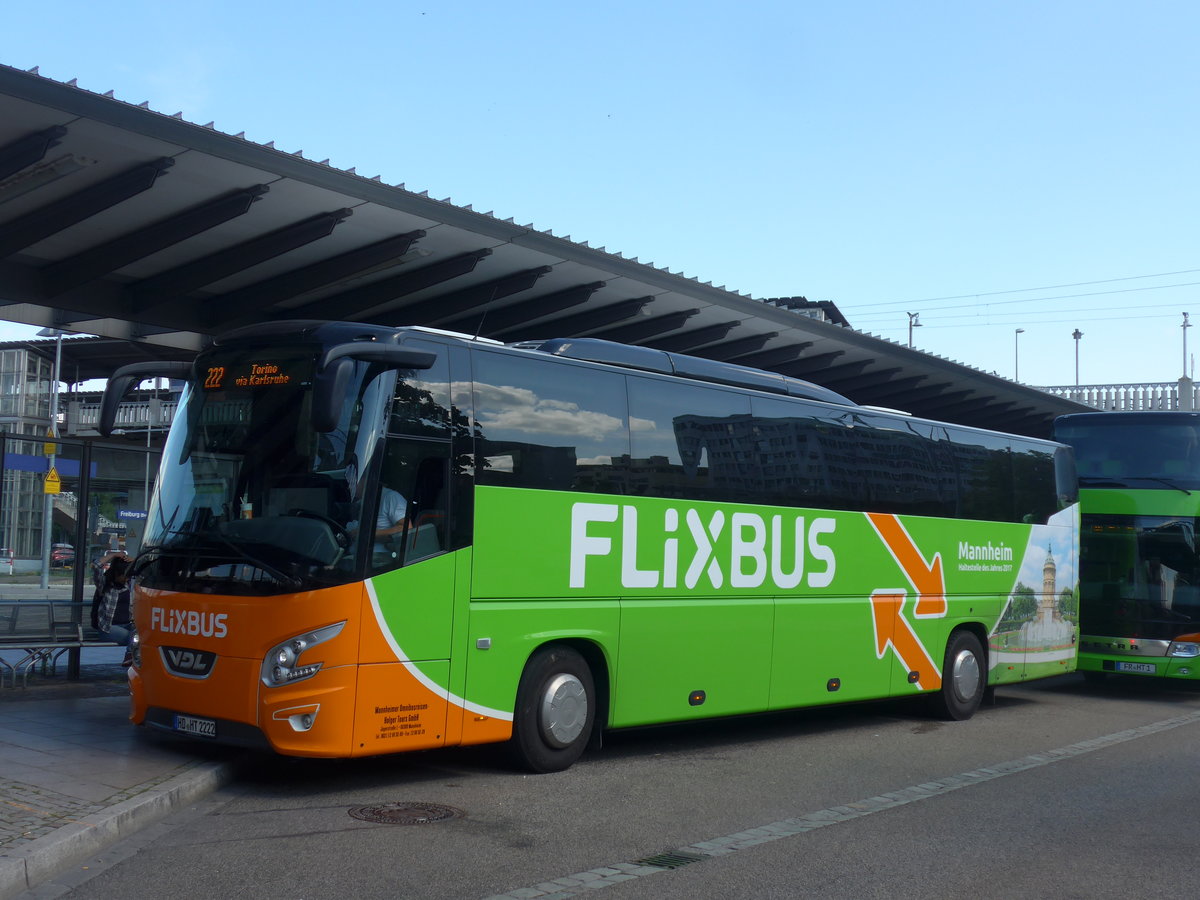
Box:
(2, 0, 1197, 387)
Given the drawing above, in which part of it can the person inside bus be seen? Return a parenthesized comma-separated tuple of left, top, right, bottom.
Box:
(90, 549, 134, 664)
(344, 454, 409, 563)
(371, 482, 409, 561)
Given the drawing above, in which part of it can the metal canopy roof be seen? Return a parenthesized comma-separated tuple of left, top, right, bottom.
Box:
(0, 63, 1088, 438)
(0, 334, 192, 383)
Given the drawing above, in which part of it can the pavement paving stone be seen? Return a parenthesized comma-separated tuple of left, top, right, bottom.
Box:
(0, 654, 242, 899)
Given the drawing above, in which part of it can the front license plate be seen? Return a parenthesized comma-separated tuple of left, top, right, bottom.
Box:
(173, 714, 217, 738)
(1114, 661, 1156, 674)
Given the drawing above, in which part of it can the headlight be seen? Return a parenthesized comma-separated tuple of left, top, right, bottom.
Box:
(1168, 641, 1200, 658)
(130, 629, 141, 667)
(261, 622, 346, 687)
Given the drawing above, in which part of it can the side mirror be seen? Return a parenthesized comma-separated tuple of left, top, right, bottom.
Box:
(100, 362, 194, 437)
(311, 344, 435, 433)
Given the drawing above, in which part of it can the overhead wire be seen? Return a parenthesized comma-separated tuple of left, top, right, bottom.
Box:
(850, 267, 1200, 311)
(854, 282, 1200, 328)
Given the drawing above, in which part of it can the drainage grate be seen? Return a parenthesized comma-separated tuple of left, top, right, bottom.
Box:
(635, 850, 709, 869)
(348, 802, 465, 825)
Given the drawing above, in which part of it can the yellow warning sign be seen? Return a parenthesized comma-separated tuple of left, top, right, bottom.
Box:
(44, 467, 61, 495)
(43, 427, 57, 457)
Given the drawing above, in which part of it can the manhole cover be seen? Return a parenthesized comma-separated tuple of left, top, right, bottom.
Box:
(348, 802, 465, 825)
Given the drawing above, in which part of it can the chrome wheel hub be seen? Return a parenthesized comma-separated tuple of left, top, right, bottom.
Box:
(540, 673, 588, 748)
(950, 648, 981, 701)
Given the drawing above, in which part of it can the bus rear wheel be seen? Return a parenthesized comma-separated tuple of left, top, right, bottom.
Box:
(930, 630, 985, 721)
(511, 645, 595, 773)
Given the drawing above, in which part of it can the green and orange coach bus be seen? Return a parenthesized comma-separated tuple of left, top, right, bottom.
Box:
(102, 321, 1079, 771)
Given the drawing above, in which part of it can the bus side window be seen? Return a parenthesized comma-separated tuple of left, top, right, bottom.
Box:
(403, 454, 449, 563)
(472, 349, 630, 496)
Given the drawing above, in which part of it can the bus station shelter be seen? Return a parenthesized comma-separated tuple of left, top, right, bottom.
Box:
(0, 63, 1088, 439)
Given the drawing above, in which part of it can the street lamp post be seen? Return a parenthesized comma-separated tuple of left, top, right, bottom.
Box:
(1183, 312, 1192, 378)
(1014, 328, 1025, 382)
(1072, 329, 1083, 386)
(907, 311, 922, 347)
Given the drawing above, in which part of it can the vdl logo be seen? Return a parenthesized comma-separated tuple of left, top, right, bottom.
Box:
(160, 646, 218, 678)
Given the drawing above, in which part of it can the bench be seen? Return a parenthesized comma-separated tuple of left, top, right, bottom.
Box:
(0, 599, 123, 688)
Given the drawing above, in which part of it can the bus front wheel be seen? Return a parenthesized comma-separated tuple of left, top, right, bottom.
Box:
(930, 630, 985, 721)
(511, 645, 595, 773)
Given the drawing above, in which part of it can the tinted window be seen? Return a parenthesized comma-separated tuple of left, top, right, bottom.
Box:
(1055, 414, 1200, 490)
(747, 397, 865, 510)
(628, 378, 751, 502)
(473, 351, 630, 493)
(945, 428, 1013, 521)
(854, 414, 954, 516)
(390, 339, 451, 438)
(1011, 444, 1059, 524)
(1079, 514, 1200, 639)
(382, 339, 472, 562)
(368, 440, 452, 575)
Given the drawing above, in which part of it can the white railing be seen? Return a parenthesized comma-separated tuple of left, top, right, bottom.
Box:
(65, 398, 178, 435)
(1035, 380, 1196, 411)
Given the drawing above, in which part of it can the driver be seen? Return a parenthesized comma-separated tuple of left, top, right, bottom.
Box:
(345, 454, 408, 559)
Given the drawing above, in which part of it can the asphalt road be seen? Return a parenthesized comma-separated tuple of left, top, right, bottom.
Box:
(33, 673, 1200, 900)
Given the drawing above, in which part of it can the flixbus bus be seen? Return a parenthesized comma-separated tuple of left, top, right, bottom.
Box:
(102, 321, 1078, 772)
(1053, 411, 1200, 682)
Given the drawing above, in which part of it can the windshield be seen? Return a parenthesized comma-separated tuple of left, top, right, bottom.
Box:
(1056, 417, 1200, 492)
(140, 349, 395, 594)
(1080, 514, 1200, 640)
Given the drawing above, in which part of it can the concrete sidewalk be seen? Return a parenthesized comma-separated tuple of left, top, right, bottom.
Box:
(0, 667, 243, 899)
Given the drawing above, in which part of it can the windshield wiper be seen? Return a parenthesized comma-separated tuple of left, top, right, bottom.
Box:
(1126, 476, 1192, 495)
(1079, 476, 1127, 487)
(145, 526, 302, 590)
(1079, 475, 1193, 495)
(206, 527, 303, 590)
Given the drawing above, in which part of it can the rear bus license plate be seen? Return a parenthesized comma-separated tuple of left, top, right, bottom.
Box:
(1114, 662, 1156, 674)
(173, 714, 217, 738)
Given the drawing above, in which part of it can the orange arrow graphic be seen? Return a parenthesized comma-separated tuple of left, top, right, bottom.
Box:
(870, 590, 942, 691)
(866, 513, 946, 617)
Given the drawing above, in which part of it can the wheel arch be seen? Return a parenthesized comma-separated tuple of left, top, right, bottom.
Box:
(951, 621, 990, 675)
(530, 637, 611, 741)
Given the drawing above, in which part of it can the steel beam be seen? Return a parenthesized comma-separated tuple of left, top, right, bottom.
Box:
(442, 281, 605, 335)
(494, 297, 656, 341)
(0, 124, 67, 181)
(41, 185, 271, 298)
(384, 266, 553, 327)
(0, 157, 174, 259)
(129, 208, 353, 313)
(589, 309, 699, 344)
(294, 248, 492, 321)
(210, 229, 425, 327)
(698, 332, 779, 362)
(731, 342, 814, 370)
(646, 321, 739, 353)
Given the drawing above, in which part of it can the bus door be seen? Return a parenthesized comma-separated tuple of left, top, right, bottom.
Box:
(352, 340, 466, 754)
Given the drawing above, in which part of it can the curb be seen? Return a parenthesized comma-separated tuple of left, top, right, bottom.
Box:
(0, 758, 238, 899)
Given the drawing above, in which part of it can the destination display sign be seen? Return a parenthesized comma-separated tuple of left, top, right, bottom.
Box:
(203, 360, 297, 391)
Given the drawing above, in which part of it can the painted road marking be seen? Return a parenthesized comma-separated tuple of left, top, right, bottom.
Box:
(483, 709, 1200, 900)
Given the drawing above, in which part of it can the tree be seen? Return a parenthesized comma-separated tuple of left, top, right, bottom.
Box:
(999, 582, 1038, 628)
(1057, 587, 1079, 621)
